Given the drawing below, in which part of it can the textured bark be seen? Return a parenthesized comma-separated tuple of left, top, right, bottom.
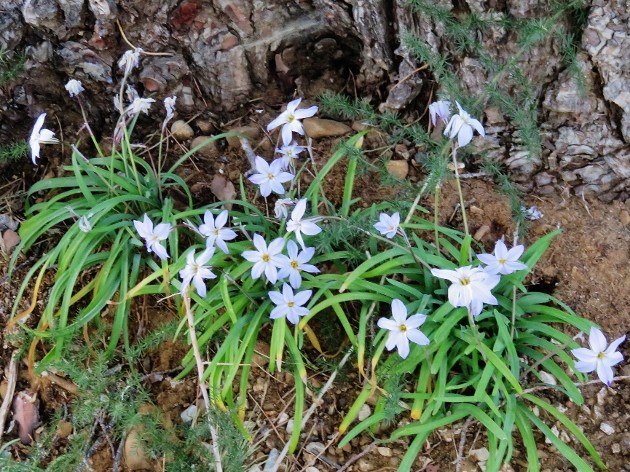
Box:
(1, 0, 629, 200)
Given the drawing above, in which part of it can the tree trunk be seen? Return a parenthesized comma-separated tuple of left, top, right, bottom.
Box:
(1, 0, 629, 201)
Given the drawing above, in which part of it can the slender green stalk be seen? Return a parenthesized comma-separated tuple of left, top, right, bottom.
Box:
(451, 145, 469, 239)
(434, 185, 441, 252)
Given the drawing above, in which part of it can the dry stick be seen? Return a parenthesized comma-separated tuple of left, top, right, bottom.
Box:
(337, 442, 378, 472)
(183, 293, 223, 472)
(271, 348, 355, 470)
(112, 431, 127, 472)
(454, 415, 475, 472)
(0, 351, 18, 445)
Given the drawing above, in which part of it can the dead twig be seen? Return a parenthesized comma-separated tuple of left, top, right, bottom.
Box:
(182, 292, 223, 472)
(112, 431, 127, 472)
(454, 416, 474, 472)
(337, 441, 378, 472)
(0, 351, 18, 445)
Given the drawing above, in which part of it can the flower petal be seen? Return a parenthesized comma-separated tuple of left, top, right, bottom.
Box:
(377, 318, 398, 331)
(574, 360, 597, 373)
(405, 314, 427, 330)
(268, 237, 285, 255)
(396, 335, 410, 359)
(457, 124, 473, 147)
(293, 289, 313, 306)
(596, 361, 615, 386)
(571, 347, 598, 363)
(431, 268, 461, 284)
(281, 125, 293, 147)
(391, 299, 408, 324)
(589, 327, 607, 353)
(294, 105, 318, 119)
(606, 334, 626, 355)
(269, 290, 285, 305)
(407, 329, 430, 346)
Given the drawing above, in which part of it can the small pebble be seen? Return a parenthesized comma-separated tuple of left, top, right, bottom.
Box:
(171, 120, 194, 140)
(377, 446, 392, 457)
(358, 404, 371, 421)
(180, 404, 197, 423)
(600, 422, 615, 435)
(470, 447, 489, 462)
(385, 160, 409, 180)
(612, 443, 621, 454)
(539, 371, 557, 385)
(302, 118, 351, 138)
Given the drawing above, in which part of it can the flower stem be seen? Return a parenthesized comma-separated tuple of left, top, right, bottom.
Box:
(434, 184, 441, 253)
(183, 292, 223, 472)
(451, 145, 469, 239)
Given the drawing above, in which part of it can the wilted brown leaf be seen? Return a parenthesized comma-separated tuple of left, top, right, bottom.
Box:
(2, 230, 21, 252)
(12, 390, 39, 444)
(210, 175, 236, 208)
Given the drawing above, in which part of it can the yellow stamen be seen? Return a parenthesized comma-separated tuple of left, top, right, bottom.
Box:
(262, 254, 270, 262)
(399, 324, 407, 332)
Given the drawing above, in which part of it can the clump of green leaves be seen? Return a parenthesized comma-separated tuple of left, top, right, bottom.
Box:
(0, 141, 29, 164)
(0, 47, 26, 86)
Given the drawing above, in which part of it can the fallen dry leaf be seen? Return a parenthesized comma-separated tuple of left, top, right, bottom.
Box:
(13, 390, 39, 444)
(2, 229, 21, 252)
(210, 175, 236, 208)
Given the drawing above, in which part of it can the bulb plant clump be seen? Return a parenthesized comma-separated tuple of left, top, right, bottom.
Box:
(6, 54, 623, 472)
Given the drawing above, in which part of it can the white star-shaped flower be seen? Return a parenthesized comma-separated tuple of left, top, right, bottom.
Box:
(286, 199, 322, 249)
(198, 209, 237, 254)
(164, 95, 177, 127)
(269, 283, 313, 325)
(276, 142, 305, 169)
(429, 100, 451, 127)
(29, 113, 60, 165)
(248, 156, 294, 198)
(133, 214, 172, 260)
(572, 327, 625, 386)
(128, 97, 155, 116)
(431, 265, 499, 317)
(267, 97, 318, 146)
(179, 247, 217, 297)
(443, 101, 485, 148)
(274, 198, 296, 219)
(118, 48, 143, 76)
(65, 79, 85, 97)
(377, 299, 430, 359)
(373, 212, 400, 239)
(242, 234, 285, 284)
(478, 239, 528, 275)
(277, 240, 320, 289)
